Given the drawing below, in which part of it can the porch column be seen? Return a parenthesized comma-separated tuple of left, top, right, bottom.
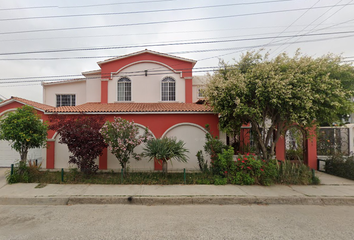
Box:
(276, 135, 286, 161)
(46, 140, 55, 169)
(99, 148, 108, 170)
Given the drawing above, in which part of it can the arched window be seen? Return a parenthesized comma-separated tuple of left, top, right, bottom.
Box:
(117, 77, 131, 101)
(161, 77, 175, 101)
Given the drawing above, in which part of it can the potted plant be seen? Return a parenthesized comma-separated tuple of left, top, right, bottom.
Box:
(143, 137, 189, 173)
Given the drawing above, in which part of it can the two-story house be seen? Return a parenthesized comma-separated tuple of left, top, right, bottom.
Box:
(0, 50, 220, 170)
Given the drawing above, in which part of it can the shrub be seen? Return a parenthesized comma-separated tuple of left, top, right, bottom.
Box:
(50, 115, 107, 175)
(276, 160, 314, 185)
(213, 148, 278, 186)
(230, 153, 276, 185)
(203, 124, 228, 174)
(100, 117, 151, 173)
(143, 137, 189, 173)
(6, 160, 42, 184)
(196, 150, 209, 173)
(325, 153, 354, 180)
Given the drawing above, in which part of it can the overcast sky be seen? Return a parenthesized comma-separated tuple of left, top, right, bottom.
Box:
(0, 0, 353, 103)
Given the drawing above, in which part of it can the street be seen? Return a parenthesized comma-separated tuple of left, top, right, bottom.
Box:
(0, 204, 353, 239)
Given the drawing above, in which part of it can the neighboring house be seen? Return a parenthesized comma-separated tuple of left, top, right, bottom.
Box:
(0, 94, 6, 102)
(0, 50, 220, 170)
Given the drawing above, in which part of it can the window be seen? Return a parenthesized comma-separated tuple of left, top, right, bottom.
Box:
(161, 77, 175, 101)
(56, 94, 75, 107)
(117, 77, 131, 101)
(198, 88, 205, 98)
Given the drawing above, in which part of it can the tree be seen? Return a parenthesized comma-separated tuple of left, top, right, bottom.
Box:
(143, 137, 189, 173)
(49, 115, 107, 174)
(205, 51, 354, 160)
(100, 117, 151, 172)
(0, 105, 48, 163)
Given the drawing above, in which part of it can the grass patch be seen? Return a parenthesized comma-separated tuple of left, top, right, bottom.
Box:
(21, 170, 214, 185)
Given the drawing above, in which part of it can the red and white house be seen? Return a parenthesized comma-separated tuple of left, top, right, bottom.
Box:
(0, 50, 220, 170)
(0, 49, 318, 170)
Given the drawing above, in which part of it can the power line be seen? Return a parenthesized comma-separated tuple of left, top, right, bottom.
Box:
(273, 0, 353, 55)
(0, 0, 178, 11)
(0, 33, 353, 63)
(1, 3, 354, 36)
(1, 29, 354, 57)
(0, 1, 294, 22)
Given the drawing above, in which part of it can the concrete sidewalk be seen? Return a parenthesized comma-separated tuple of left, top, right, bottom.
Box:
(0, 168, 354, 206)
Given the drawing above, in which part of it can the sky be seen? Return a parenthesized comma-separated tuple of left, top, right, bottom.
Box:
(0, 0, 354, 103)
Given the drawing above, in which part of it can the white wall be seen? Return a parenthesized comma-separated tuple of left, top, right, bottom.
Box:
(43, 81, 87, 107)
(163, 123, 207, 171)
(85, 74, 101, 103)
(107, 62, 185, 103)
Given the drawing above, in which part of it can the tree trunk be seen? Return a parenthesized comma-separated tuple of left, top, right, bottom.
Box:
(162, 161, 168, 174)
(20, 148, 28, 164)
(122, 161, 127, 175)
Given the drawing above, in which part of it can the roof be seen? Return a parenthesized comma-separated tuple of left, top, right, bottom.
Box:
(0, 97, 54, 112)
(46, 102, 212, 113)
(97, 49, 197, 66)
(42, 78, 86, 86)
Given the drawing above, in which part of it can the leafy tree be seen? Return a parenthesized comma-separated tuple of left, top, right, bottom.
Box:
(49, 115, 107, 174)
(143, 137, 189, 173)
(205, 51, 354, 160)
(100, 117, 151, 172)
(0, 105, 48, 163)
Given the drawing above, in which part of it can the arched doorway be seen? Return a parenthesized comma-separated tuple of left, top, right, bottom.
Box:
(285, 126, 307, 165)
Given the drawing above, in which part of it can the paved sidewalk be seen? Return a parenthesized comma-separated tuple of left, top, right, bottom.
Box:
(0, 168, 353, 206)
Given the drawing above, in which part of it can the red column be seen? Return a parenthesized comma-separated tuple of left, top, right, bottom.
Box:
(46, 140, 55, 169)
(239, 128, 251, 153)
(101, 81, 108, 103)
(306, 127, 317, 170)
(99, 148, 108, 170)
(276, 135, 286, 161)
(185, 78, 193, 103)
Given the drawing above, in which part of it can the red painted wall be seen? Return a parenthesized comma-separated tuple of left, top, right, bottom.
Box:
(99, 52, 194, 103)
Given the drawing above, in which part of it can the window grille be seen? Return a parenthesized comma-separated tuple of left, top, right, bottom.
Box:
(161, 77, 175, 101)
(56, 94, 75, 107)
(117, 77, 131, 101)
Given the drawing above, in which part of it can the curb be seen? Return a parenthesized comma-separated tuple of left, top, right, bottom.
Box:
(1, 196, 354, 206)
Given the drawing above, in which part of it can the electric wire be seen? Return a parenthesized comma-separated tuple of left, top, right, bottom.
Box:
(0, 1, 295, 22)
(1, 3, 354, 36)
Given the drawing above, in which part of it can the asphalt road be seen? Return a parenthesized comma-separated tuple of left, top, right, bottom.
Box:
(1, 205, 353, 239)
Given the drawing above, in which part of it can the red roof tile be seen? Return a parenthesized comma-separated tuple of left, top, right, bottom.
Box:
(0, 97, 54, 112)
(47, 102, 213, 113)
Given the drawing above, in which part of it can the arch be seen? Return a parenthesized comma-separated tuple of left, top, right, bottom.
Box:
(134, 123, 156, 139)
(110, 60, 183, 79)
(0, 108, 17, 117)
(161, 122, 208, 171)
(284, 125, 307, 164)
(162, 122, 207, 138)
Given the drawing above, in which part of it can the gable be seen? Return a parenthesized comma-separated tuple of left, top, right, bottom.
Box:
(99, 51, 195, 80)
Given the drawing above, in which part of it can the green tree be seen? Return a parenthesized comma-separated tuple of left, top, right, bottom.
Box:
(0, 105, 48, 163)
(143, 137, 189, 173)
(100, 117, 151, 172)
(205, 51, 354, 160)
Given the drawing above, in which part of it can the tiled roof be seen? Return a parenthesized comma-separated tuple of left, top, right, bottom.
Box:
(0, 97, 54, 112)
(46, 102, 213, 113)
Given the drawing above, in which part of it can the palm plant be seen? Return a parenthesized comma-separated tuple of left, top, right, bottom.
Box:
(143, 137, 189, 173)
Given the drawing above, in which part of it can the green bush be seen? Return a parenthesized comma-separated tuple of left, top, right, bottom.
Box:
(230, 154, 278, 185)
(196, 150, 209, 173)
(276, 160, 314, 185)
(6, 160, 42, 184)
(325, 153, 354, 180)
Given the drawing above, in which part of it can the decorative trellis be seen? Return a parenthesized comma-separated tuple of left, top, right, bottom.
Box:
(317, 127, 350, 156)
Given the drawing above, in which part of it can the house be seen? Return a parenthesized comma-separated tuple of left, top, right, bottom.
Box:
(0, 50, 220, 171)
